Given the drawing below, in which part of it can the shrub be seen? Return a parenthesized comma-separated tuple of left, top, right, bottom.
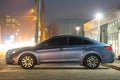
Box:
(118, 55, 120, 60)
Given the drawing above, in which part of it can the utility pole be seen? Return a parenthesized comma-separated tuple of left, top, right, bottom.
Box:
(35, 0, 41, 44)
(40, 0, 46, 41)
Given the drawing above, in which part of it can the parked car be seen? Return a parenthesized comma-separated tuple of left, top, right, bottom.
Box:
(6, 35, 114, 69)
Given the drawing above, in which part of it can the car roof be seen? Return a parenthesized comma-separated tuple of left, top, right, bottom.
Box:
(50, 35, 101, 44)
(50, 35, 84, 38)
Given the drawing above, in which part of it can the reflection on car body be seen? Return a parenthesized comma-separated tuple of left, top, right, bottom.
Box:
(6, 35, 114, 69)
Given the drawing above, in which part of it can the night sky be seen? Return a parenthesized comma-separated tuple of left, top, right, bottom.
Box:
(0, 0, 120, 21)
(0, 0, 120, 35)
(45, 0, 120, 22)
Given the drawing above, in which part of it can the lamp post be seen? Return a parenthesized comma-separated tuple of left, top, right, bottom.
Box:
(95, 13, 103, 41)
(75, 26, 80, 36)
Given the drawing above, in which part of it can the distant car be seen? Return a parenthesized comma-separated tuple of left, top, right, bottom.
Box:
(6, 35, 114, 69)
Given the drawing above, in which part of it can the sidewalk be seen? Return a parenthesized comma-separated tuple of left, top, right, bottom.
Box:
(102, 60, 120, 71)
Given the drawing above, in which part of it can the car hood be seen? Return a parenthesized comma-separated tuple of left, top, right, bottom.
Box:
(19, 46, 36, 51)
(7, 46, 36, 54)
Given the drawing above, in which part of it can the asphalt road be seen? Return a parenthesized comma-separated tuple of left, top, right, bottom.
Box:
(0, 65, 120, 80)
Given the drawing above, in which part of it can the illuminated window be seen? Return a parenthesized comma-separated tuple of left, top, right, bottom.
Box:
(11, 19, 15, 22)
(6, 18, 10, 22)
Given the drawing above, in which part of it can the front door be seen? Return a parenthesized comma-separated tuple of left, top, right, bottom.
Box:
(36, 36, 68, 63)
(37, 48, 63, 62)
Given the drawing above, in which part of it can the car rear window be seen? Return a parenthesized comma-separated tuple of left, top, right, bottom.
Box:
(69, 36, 94, 45)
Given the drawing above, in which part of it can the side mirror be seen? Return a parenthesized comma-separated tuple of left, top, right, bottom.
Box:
(36, 43, 48, 49)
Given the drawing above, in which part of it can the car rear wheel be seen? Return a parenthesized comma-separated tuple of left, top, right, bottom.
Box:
(19, 54, 36, 69)
(84, 54, 100, 69)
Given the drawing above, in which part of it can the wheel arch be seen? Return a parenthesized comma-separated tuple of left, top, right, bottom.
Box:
(83, 53, 102, 65)
(18, 51, 38, 65)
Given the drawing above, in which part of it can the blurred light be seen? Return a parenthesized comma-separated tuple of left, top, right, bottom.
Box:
(30, 8, 35, 13)
(39, 31, 41, 37)
(18, 23, 21, 26)
(5, 40, 11, 44)
(10, 35, 14, 39)
(75, 26, 80, 31)
(95, 13, 103, 20)
(10, 35, 15, 41)
(31, 38, 35, 42)
(16, 33, 18, 36)
(17, 29, 20, 32)
(0, 45, 7, 51)
(33, 16, 37, 20)
(0, 41, 35, 51)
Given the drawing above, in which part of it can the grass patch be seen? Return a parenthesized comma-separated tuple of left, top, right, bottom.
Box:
(118, 55, 120, 60)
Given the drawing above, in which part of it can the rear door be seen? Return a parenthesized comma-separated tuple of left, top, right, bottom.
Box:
(62, 36, 94, 62)
(62, 36, 85, 62)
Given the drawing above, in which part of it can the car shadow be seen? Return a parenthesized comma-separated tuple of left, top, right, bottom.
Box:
(31, 66, 109, 70)
(4, 65, 109, 70)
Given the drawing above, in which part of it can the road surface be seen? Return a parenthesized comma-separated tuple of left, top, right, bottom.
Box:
(0, 64, 120, 80)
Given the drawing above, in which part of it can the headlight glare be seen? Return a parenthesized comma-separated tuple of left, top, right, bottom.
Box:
(8, 49, 19, 54)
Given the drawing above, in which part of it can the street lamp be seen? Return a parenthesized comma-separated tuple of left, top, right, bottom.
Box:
(75, 26, 80, 36)
(30, 8, 35, 13)
(95, 13, 103, 20)
(95, 13, 103, 41)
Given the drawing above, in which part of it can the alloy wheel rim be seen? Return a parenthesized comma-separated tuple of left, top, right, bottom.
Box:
(86, 56, 99, 68)
(21, 56, 34, 68)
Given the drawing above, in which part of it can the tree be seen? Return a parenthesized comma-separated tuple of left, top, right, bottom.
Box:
(47, 22, 59, 38)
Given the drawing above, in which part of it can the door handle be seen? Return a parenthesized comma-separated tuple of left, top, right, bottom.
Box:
(83, 47, 89, 50)
(59, 48, 63, 51)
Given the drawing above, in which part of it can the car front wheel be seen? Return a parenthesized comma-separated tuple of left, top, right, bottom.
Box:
(19, 54, 36, 69)
(84, 54, 100, 69)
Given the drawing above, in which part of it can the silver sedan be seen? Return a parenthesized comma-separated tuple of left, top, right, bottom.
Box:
(6, 35, 114, 69)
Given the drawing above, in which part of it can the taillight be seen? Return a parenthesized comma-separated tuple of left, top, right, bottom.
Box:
(104, 46, 113, 50)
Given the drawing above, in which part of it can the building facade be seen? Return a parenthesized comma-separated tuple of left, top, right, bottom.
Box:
(0, 14, 21, 44)
(84, 6, 120, 58)
(0, 25, 1, 44)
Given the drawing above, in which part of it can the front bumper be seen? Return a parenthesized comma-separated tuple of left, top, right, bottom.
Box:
(6, 58, 15, 64)
(6, 53, 17, 65)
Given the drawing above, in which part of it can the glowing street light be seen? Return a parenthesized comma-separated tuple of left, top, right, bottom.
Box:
(75, 26, 80, 36)
(30, 8, 35, 13)
(95, 13, 103, 20)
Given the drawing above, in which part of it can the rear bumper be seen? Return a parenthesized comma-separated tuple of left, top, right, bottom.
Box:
(101, 52, 115, 63)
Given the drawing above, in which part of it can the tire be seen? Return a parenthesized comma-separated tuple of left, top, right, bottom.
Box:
(83, 54, 100, 69)
(19, 54, 36, 69)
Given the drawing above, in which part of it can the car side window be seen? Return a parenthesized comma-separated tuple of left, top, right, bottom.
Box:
(83, 39, 93, 45)
(69, 37, 83, 45)
(46, 37, 68, 47)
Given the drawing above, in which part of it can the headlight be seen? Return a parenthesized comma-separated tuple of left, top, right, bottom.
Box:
(11, 49, 19, 54)
(7, 49, 19, 54)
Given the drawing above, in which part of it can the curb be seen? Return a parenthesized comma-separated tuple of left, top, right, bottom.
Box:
(102, 64, 120, 71)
